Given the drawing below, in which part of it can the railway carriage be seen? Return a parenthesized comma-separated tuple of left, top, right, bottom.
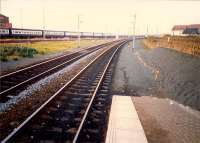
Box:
(0, 28, 10, 37)
(65, 31, 79, 38)
(11, 28, 43, 38)
(81, 32, 94, 39)
(44, 30, 65, 38)
(0, 28, 116, 39)
(94, 32, 104, 39)
(103, 33, 115, 39)
(119, 35, 129, 39)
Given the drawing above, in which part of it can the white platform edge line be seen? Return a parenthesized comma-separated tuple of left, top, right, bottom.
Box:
(105, 95, 148, 143)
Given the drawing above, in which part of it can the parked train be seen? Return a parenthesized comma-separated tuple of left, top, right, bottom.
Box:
(0, 28, 116, 39)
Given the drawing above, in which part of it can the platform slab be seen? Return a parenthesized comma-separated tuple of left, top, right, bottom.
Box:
(105, 95, 148, 143)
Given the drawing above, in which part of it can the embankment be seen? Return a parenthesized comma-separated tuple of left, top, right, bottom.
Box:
(143, 36, 200, 56)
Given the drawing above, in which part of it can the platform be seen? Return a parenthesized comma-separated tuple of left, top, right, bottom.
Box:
(105, 95, 148, 143)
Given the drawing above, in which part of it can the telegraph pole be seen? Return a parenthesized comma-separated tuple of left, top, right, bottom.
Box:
(77, 15, 83, 48)
(146, 25, 149, 37)
(42, 0, 46, 39)
(131, 14, 136, 49)
(0, 0, 2, 13)
(20, 8, 23, 28)
(0, 0, 7, 14)
(104, 24, 108, 40)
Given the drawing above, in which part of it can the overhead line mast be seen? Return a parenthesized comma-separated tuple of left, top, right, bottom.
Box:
(131, 14, 136, 49)
(0, 0, 7, 14)
(77, 14, 83, 48)
(42, 0, 46, 39)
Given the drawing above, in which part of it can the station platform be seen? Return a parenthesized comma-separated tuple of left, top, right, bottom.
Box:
(105, 95, 148, 143)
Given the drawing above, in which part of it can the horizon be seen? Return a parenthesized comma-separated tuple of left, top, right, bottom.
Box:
(1, 0, 200, 35)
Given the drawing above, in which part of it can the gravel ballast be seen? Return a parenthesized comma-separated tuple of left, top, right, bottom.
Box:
(0, 46, 110, 139)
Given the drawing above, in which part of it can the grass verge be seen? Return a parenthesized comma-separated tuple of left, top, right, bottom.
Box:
(0, 39, 108, 62)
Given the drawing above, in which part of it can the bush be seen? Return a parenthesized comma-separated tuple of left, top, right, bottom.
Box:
(18, 47, 38, 58)
(13, 56, 19, 61)
(0, 55, 8, 62)
(0, 46, 39, 62)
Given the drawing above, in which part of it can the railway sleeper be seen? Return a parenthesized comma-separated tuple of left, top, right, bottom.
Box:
(74, 81, 89, 85)
(0, 80, 16, 85)
(101, 85, 109, 90)
(70, 84, 89, 89)
(95, 97, 106, 102)
(97, 93, 107, 97)
(102, 82, 110, 87)
(64, 91, 91, 97)
(67, 87, 88, 93)
(79, 128, 102, 142)
(98, 89, 109, 94)
(0, 95, 11, 103)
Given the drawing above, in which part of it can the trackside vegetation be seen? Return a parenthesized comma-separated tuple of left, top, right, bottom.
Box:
(143, 35, 200, 56)
(0, 40, 108, 62)
(0, 46, 38, 61)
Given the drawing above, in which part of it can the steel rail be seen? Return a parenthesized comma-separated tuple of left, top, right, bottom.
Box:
(0, 41, 115, 79)
(0, 41, 116, 96)
(1, 40, 125, 143)
(72, 41, 126, 143)
(0, 46, 103, 95)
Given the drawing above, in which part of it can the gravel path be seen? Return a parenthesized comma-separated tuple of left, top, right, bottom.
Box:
(111, 40, 200, 143)
(111, 41, 159, 96)
(112, 40, 200, 110)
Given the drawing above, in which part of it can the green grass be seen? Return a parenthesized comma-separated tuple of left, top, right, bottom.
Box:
(0, 46, 38, 62)
(0, 39, 108, 62)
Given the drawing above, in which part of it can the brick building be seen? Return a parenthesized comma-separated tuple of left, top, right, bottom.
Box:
(0, 14, 12, 28)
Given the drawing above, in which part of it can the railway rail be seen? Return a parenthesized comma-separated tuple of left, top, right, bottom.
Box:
(0, 40, 127, 143)
(0, 41, 116, 102)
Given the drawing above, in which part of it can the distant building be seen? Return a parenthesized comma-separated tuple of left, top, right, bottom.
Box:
(172, 24, 200, 36)
(172, 25, 186, 35)
(0, 14, 12, 28)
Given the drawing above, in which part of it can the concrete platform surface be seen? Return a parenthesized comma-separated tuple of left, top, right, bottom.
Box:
(133, 96, 200, 143)
(106, 95, 148, 143)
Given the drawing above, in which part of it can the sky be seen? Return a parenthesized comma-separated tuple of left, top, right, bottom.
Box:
(1, 0, 200, 35)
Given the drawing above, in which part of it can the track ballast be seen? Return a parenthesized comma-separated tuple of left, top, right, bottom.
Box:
(1, 40, 127, 143)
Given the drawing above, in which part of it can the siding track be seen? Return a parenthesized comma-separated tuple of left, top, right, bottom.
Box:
(0, 41, 116, 102)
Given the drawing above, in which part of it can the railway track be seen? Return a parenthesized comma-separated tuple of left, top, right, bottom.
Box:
(0, 40, 127, 143)
(0, 41, 116, 102)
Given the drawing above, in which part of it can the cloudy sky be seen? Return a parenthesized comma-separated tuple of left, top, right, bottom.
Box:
(1, 0, 200, 35)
